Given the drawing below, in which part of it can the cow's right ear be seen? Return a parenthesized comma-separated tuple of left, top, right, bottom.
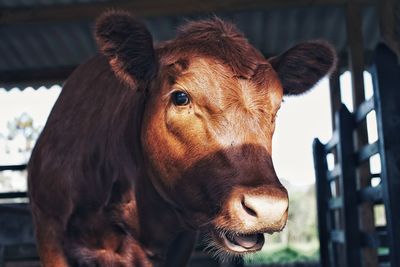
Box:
(95, 11, 157, 87)
(269, 41, 337, 95)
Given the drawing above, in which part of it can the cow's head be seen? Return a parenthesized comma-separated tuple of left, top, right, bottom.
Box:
(96, 11, 336, 256)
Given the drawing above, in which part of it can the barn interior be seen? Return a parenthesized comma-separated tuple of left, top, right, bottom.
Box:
(0, 0, 399, 267)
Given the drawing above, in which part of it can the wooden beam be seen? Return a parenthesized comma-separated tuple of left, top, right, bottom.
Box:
(377, 0, 400, 60)
(372, 43, 400, 267)
(336, 105, 362, 267)
(313, 139, 332, 267)
(327, 70, 345, 267)
(0, 0, 375, 25)
(347, 0, 366, 106)
(0, 164, 27, 171)
(346, 1, 378, 266)
(329, 70, 341, 130)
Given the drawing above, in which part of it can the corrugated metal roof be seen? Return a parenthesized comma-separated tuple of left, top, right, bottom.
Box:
(0, 21, 96, 70)
(0, 0, 107, 8)
(0, 5, 380, 90)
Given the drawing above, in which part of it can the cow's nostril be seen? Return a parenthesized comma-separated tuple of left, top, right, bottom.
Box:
(241, 197, 257, 217)
(229, 188, 289, 233)
(239, 193, 289, 227)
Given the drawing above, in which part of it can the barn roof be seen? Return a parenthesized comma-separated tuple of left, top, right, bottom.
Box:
(0, 0, 379, 90)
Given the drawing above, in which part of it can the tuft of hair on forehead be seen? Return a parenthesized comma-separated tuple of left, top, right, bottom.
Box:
(158, 17, 268, 79)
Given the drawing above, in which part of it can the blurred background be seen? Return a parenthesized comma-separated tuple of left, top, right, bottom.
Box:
(0, 0, 399, 267)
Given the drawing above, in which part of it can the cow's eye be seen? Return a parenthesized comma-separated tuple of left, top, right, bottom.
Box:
(172, 91, 190, 106)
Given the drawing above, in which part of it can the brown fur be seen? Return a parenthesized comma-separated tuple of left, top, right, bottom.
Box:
(28, 11, 336, 267)
(269, 40, 337, 95)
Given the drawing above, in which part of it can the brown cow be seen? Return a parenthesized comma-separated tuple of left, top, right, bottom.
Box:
(28, 11, 336, 267)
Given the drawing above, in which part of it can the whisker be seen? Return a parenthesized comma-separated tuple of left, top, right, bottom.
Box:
(200, 229, 246, 264)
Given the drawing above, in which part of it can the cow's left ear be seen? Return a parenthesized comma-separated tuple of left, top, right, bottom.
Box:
(269, 41, 337, 95)
(95, 11, 157, 87)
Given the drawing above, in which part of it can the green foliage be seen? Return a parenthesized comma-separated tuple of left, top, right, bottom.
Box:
(0, 113, 40, 193)
(265, 182, 319, 246)
(245, 181, 320, 265)
(245, 245, 319, 265)
(3, 112, 40, 160)
(286, 185, 318, 244)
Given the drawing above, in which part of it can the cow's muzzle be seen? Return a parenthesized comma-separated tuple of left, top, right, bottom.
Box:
(211, 185, 288, 253)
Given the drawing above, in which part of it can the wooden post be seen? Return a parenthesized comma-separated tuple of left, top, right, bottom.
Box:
(0, 246, 4, 267)
(336, 105, 361, 267)
(377, 0, 400, 60)
(329, 70, 342, 130)
(313, 139, 331, 267)
(371, 43, 400, 267)
(328, 71, 345, 266)
(346, 1, 378, 266)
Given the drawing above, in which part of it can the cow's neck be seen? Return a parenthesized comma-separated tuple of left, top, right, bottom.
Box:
(134, 172, 196, 266)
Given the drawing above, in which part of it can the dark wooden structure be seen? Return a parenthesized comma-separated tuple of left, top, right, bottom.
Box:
(313, 44, 400, 267)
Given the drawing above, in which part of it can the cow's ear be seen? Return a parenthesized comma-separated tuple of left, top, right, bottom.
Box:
(95, 11, 157, 87)
(269, 41, 337, 95)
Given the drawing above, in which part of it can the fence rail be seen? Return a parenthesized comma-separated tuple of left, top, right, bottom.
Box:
(0, 164, 28, 201)
(0, 164, 27, 171)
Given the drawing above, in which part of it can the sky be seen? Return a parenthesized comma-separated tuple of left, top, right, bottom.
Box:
(0, 85, 62, 164)
(272, 77, 332, 187)
(273, 71, 378, 186)
(0, 71, 378, 190)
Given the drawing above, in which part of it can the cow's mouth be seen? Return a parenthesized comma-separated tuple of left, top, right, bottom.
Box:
(212, 230, 265, 253)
